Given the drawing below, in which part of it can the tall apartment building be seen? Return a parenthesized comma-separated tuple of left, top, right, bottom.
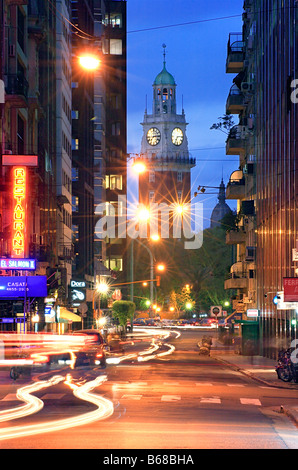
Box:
(71, 0, 95, 291)
(102, 0, 127, 282)
(55, 0, 73, 302)
(224, 0, 297, 358)
(71, 0, 127, 300)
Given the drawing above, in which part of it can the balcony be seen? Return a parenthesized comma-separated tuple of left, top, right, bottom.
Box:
(226, 170, 246, 199)
(4, 74, 29, 107)
(226, 126, 246, 155)
(226, 85, 246, 114)
(225, 262, 248, 290)
(226, 228, 246, 245)
(226, 33, 244, 73)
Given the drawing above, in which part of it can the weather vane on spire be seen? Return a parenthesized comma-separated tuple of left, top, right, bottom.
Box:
(162, 43, 167, 66)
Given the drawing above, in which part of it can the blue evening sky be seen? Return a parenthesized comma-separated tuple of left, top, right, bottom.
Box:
(126, 0, 244, 228)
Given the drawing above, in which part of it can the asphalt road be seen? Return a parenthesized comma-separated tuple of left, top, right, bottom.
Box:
(0, 329, 297, 451)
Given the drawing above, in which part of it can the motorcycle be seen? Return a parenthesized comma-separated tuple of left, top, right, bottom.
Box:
(276, 348, 298, 383)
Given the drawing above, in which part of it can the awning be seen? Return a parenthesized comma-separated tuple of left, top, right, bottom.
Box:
(58, 307, 82, 323)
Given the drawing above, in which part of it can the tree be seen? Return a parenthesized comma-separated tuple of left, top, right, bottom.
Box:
(210, 113, 235, 135)
(112, 300, 136, 328)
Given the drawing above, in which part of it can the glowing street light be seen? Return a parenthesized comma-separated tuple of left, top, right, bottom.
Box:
(132, 161, 146, 174)
(137, 207, 150, 222)
(156, 263, 165, 272)
(93, 282, 110, 326)
(78, 54, 101, 71)
(150, 234, 160, 241)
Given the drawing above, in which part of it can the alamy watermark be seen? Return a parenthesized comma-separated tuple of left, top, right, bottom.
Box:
(290, 79, 298, 104)
(95, 195, 203, 249)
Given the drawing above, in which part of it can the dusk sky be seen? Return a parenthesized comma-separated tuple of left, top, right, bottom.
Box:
(126, 0, 244, 228)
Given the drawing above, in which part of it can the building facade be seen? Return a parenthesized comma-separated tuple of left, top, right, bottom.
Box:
(0, 0, 127, 331)
(224, 0, 298, 357)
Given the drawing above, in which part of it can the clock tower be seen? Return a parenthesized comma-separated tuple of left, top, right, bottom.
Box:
(138, 46, 195, 210)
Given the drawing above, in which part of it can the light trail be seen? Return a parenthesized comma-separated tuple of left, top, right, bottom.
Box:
(0, 374, 114, 441)
(0, 375, 64, 423)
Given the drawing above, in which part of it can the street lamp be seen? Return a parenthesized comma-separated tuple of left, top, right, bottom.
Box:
(78, 53, 101, 71)
(92, 282, 109, 327)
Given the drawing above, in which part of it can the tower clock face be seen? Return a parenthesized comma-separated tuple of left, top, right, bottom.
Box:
(172, 127, 184, 146)
(147, 127, 161, 146)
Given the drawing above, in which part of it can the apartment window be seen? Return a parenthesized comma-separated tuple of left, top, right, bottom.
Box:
(105, 13, 122, 28)
(17, 115, 25, 154)
(109, 257, 123, 271)
(149, 191, 155, 202)
(177, 190, 182, 201)
(177, 171, 183, 182)
(72, 110, 79, 119)
(72, 138, 79, 150)
(17, 7, 25, 52)
(149, 171, 155, 183)
(72, 196, 79, 212)
(110, 175, 122, 190)
(111, 122, 121, 136)
(110, 39, 122, 55)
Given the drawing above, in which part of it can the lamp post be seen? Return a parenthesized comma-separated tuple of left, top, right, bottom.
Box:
(92, 282, 109, 328)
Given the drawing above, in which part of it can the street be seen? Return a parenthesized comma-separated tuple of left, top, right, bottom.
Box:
(0, 328, 297, 450)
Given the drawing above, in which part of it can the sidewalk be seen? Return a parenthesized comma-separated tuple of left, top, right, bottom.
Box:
(210, 338, 298, 426)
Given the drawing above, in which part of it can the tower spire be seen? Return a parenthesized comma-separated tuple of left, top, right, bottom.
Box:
(162, 43, 166, 67)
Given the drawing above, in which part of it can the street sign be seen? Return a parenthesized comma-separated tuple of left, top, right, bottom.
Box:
(210, 306, 222, 317)
(276, 291, 298, 310)
(0, 276, 47, 298)
(292, 249, 298, 262)
(247, 308, 259, 318)
(283, 279, 298, 302)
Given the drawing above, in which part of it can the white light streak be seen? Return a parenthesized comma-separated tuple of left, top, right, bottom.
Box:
(0, 374, 113, 441)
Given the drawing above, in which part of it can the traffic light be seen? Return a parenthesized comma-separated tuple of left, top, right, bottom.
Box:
(156, 276, 160, 287)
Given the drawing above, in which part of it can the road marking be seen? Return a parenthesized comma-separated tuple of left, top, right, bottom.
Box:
(227, 384, 245, 387)
(200, 398, 221, 404)
(240, 398, 262, 406)
(121, 395, 142, 400)
(41, 394, 65, 400)
(195, 382, 213, 386)
(161, 395, 181, 402)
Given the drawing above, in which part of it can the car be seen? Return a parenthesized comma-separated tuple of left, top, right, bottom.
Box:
(133, 319, 146, 326)
(71, 329, 107, 368)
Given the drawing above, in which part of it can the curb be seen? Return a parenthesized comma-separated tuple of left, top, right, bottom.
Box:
(212, 353, 297, 390)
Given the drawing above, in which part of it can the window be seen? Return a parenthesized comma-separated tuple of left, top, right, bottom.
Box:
(72, 196, 79, 212)
(112, 122, 121, 136)
(17, 115, 25, 155)
(110, 39, 122, 55)
(149, 171, 155, 183)
(110, 175, 122, 190)
(149, 191, 155, 202)
(72, 110, 79, 119)
(17, 8, 25, 52)
(177, 171, 183, 182)
(110, 257, 123, 271)
(177, 191, 182, 200)
(72, 167, 79, 182)
(72, 138, 79, 150)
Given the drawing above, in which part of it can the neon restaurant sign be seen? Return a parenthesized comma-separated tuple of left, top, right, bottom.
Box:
(2, 155, 38, 258)
(12, 167, 26, 257)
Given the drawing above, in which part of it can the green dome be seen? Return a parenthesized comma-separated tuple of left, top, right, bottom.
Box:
(153, 65, 176, 86)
